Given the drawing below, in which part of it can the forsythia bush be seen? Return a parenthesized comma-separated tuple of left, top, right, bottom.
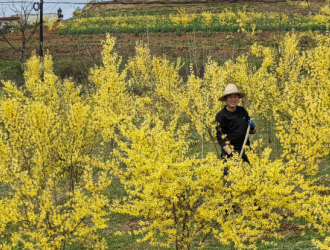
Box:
(0, 37, 131, 249)
(1, 33, 330, 249)
(113, 115, 330, 249)
(184, 32, 330, 173)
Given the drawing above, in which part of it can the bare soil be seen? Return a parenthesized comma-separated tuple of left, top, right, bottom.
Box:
(278, 223, 303, 237)
(0, 28, 272, 64)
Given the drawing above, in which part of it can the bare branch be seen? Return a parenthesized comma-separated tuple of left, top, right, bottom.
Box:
(0, 0, 39, 72)
(0, 30, 19, 56)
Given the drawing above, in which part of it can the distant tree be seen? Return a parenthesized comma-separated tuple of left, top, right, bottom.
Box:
(57, 7, 63, 19)
(0, 1, 38, 72)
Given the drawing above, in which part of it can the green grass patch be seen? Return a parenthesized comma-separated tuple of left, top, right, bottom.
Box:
(59, 13, 328, 36)
(0, 61, 24, 87)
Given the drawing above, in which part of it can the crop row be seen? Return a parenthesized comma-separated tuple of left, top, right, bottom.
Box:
(59, 11, 330, 35)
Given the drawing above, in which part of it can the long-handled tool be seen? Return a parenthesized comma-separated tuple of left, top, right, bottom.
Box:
(239, 124, 250, 158)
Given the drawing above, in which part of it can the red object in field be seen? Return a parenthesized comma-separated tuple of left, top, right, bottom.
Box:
(56, 19, 61, 22)
(0, 17, 20, 21)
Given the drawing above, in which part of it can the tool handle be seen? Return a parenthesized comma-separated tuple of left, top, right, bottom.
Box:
(239, 124, 250, 158)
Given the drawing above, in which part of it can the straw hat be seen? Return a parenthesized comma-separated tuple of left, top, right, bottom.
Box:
(218, 84, 246, 102)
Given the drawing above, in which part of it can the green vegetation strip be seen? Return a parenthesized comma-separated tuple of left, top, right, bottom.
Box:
(59, 15, 328, 36)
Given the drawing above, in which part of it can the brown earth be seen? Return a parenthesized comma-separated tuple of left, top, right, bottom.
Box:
(0, 28, 272, 63)
(0, 27, 275, 86)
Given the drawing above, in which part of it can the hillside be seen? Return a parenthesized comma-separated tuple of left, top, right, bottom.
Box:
(1, 1, 330, 249)
(0, 1, 325, 85)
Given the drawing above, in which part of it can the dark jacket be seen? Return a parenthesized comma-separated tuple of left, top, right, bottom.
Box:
(215, 105, 250, 154)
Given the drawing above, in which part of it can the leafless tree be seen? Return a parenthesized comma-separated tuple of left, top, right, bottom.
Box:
(0, 1, 38, 72)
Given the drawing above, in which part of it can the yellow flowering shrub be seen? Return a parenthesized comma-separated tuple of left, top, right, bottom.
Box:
(112, 34, 330, 249)
(243, 33, 330, 174)
(89, 35, 133, 140)
(218, 8, 237, 24)
(126, 41, 184, 125)
(1, 33, 330, 249)
(0, 35, 130, 249)
(183, 32, 330, 173)
(43, 17, 57, 30)
(48, 18, 57, 31)
(201, 11, 213, 27)
(112, 114, 330, 249)
(170, 8, 196, 27)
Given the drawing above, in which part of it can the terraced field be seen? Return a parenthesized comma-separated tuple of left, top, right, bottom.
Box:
(0, 1, 326, 85)
(60, 8, 329, 35)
